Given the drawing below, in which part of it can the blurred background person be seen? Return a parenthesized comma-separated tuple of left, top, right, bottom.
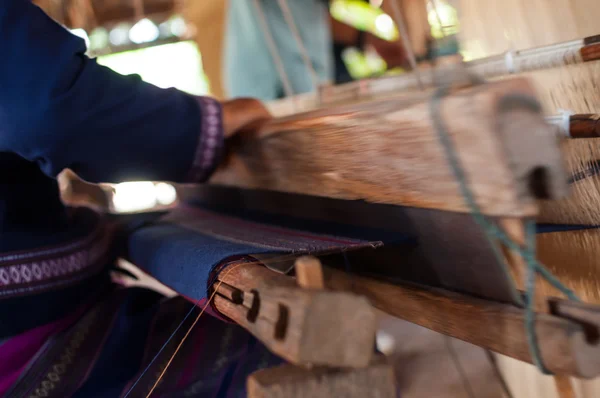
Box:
(223, 0, 410, 101)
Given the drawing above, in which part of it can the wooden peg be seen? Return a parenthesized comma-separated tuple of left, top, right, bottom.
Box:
(294, 256, 324, 290)
(499, 218, 549, 312)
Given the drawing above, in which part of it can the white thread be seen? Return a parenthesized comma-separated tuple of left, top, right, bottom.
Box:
(276, 0, 321, 91)
(251, 0, 295, 99)
(504, 50, 516, 73)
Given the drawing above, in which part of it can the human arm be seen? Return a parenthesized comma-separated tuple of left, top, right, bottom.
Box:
(328, 9, 407, 69)
(0, 0, 269, 184)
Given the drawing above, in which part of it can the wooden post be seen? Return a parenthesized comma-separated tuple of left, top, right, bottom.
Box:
(381, 0, 432, 59)
(294, 256, 325, 290)
(554, 375, 577, 398)
(184, 1, 228, 99)
(499, 218, 578, 398)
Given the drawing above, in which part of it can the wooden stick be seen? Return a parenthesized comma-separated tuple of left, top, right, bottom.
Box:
(568, 114, 600, 138)
(212, 263, 377, 368)
(554, 375, 577, 398)
(212, 77, 566, 217)
(544, 114, 600, 138)
(266, 36, 600, 117)
(319, 266, 600, 378)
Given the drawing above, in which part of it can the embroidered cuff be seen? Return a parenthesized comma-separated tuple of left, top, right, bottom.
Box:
(186, 96, 225, 183)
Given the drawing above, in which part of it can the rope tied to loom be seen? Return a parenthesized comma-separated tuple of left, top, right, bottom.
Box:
(429, 74, 580, 374)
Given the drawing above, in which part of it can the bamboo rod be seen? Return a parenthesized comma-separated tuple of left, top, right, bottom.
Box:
(266, 36, 600, 117)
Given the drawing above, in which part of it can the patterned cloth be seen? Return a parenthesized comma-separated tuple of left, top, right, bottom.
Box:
(1, 286, 283, 398)
(0, 201, 401, 397)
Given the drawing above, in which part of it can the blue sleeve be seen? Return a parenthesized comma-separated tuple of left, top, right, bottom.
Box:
(0, 0, 224, 183)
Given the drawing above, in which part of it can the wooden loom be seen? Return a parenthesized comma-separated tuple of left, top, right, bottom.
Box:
(169, 26, 600, 398)
(454, 1, 600, 397)
(37, 0, 600, 396)
(163, 1, 600, 397)
(45, 0, 592, 396)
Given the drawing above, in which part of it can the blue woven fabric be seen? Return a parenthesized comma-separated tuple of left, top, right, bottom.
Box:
(127, 205, 408, 301)
(127, 203, 600, 303)
(536, 223, 600, 234)
(128, 222, 275, 300)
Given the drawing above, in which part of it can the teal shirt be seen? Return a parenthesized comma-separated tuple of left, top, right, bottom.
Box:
(224, 0, 333, 100)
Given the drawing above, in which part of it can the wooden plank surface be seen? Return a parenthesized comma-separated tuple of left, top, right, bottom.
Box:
(320, 266, 600, 378)
(211, 78, 565, 217)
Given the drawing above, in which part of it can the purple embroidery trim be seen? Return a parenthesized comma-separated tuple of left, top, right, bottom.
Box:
(187, 97, 224, 183)
(0, 224, 111, 298)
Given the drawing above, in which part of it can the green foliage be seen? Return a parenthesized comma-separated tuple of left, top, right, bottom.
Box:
(330, 0, 396, 79)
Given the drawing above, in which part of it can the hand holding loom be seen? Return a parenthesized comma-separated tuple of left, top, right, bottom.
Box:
(222, 98, 273, 139)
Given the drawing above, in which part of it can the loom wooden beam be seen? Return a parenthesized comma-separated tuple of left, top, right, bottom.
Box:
(318, 266, 600, 378)
(211, 77, 567, 218)
(211, 262, 377, 368)
(544, 113, 600, 138)
(267, 35, 600, 117)
(568, 114, 600, 138)
(246, 356, 396, 398)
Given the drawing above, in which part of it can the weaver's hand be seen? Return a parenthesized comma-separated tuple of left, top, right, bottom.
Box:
(222, 98, 272, 139)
